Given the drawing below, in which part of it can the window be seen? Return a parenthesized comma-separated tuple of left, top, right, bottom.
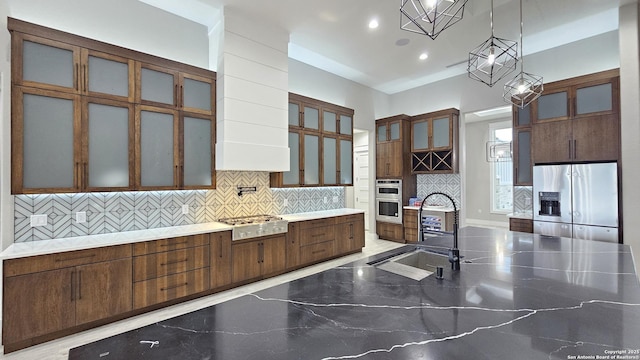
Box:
(489, 121, 513, 213)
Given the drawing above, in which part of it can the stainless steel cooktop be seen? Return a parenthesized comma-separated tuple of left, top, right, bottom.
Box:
(217, 215, 288, 240)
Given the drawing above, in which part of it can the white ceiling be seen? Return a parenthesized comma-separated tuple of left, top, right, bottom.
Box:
(140, 0, 621, 94)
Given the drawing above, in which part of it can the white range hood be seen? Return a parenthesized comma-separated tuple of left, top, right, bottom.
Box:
(214, 7, 290, 172)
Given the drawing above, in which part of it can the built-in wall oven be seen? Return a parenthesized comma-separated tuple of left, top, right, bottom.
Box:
(375, 179, 402, 224)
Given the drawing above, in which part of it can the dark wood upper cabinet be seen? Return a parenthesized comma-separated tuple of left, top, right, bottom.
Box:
(9, 18, 216, 194)
(409, 108, 459, 174)
(531, 69, 620, 165)
(271, 93, 354, 188)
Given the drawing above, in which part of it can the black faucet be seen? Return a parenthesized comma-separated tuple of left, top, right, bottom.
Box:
(419, 192, 460, 271)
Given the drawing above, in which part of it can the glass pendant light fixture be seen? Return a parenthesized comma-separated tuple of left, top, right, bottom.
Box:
(400, 0, 469, 40)
(467, 0, 518, 87)
(503, 0, 543, 108)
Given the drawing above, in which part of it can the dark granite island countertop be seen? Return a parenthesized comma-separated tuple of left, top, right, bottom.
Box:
(69, 227, 640, 360)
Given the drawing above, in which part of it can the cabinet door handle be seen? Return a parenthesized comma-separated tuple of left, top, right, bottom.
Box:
(568, 140, 572, 159)
(160, 240, 189, 247)
(180, 165, 184, 187)
(83, 162, 88, 189)
(75, 63, 80, 91)
(55, 254, 96, 263)
(83, 64, 87, 92)
(161, 258, 188, 266)
(219, 238, 223, 258)
(161, 282, 188, 291)
(350, 224, 354, 239)
(78, 270, 82, 300)
(174, 84, 178, 106)
(573, 139, 577, 159)
(70, 271, 75, 302)
(180, 85, 184, 107)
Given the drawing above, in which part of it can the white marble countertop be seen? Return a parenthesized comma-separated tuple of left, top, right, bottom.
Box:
(507, 212, 534, 219)
(280, 208, 364, 222)
(1, 209, 364, 260)
(403, 205, 455, 212)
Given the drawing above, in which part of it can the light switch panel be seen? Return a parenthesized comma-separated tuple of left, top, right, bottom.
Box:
(333, 196, 339, 203)
(30, 214, 48, 227)
(75, 211, 87, 223)
(182, 204, 189, 215)
(283, 199, 288, 207)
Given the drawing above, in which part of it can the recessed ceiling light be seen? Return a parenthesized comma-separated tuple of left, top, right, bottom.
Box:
(419, 53, 429, 60)
(368, 19, 379, 29)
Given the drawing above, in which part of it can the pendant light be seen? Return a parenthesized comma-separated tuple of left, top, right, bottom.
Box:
(467, 0, 518, 87)
(503, 0, 543, 108)
(400, 0, 469, 40)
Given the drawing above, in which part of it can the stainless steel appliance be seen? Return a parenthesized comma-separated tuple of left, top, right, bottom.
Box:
(217, 215, 288, 240)
(375, 179, 402, 224)
(533, 162, 618, 242)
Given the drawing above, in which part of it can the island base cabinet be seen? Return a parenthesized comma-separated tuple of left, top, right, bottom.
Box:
(210, 231, 232, 289)
(133, 268, 210, 309)
(376, 221, 404, 243)
(336, 214, 365, 253)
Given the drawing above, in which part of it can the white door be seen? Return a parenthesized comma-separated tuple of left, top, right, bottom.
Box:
(355, 149, 370, 230)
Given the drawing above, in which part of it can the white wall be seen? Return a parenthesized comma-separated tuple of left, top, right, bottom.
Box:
(1, 0, 12, 251)
(6, 0, 210, 68)
(619, 3, 640, 266)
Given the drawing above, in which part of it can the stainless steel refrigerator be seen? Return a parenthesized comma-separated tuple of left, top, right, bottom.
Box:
(533, 162, 618, 242)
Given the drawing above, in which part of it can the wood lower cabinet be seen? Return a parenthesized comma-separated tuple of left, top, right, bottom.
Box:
(286, 222, 301, 269)
(336, 214, 365, 254)
(132, 234, 210, 309)
(210, 231, 232, 288)
(231, 235, 286, 284)
(403, 209, 418, 243)
(2, 245, 132, 351)
(376, 221, 404, 243)
(509, 218, 533, 233)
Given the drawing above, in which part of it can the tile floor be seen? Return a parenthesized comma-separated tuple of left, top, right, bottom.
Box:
(0, 234, 402, 360)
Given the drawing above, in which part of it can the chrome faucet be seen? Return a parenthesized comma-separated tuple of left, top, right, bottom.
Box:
(419, 192, 460, 271)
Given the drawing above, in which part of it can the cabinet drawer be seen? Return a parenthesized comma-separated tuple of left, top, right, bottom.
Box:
(4, 244, 132, 277)
(509, 218, 533, 233)
(133, 245, 210, 282)
(299, 217, 336, 230)
(133, 268, 210, 309)
(403, 209, 418, 228)
(133, 234, 209, 256)
(335, 214, 363, 224)
(300, 225, 336, 246)
(299, 241, 335, 265)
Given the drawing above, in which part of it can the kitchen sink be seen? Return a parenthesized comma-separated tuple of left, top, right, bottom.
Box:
(372, 249, 451, 281)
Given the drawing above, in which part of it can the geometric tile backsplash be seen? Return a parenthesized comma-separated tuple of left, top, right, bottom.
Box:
(514, 186, 533, 213)
(14, 171, 345, 242)
(416, 174, 462, 208)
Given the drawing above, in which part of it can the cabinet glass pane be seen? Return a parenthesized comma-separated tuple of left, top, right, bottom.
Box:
(88, 56, 128, 97)
(283, 132, 299, 185)
(377, 125, 387, 142)
(88, 103, 129, 188)
(340, 139, 353, 184)
(537, 92, 568, 120)
(412, 121, 429, 150)
(390, 122, 400, 140)
(433, 117, 450, 148)
(340, 115, 352, 135)
(183, 78, 212, 111)
(288, 103, 299, 126)
(304, 107, 319, 130)
(517, 131, 532, 184)
(23, 94, 74, 188)
(323, 137, 337, 184)
(141, 68, 174, 105)
(304, 134, 319, 185)
(140, 111, 174, 187)
(23, 41, 74, 88)
(323, 111, 336, 133)
(516, 105, 531, 126)
(183, 117, 212, 186)
(576, 83, 612, 115)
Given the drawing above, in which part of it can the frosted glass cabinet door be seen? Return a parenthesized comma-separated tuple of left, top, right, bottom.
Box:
(21, 37, 77, 91)
(340, 139, 353, 184)
(412, 121, 429, 150)
(377, 124, 388, 142)
(86, 102, 132, 189)
(323, 111, 337, 133)
(304, 134, 320, 185)
(304, 106, 319, 130)
(432, 117, 451, 148)
(87, 52, 131, 100)
(339, 115, 352, 135)
(390, 122, 401, 140)
(289, 103, 300, 126)
(182, 76, 213, 114)
(323, 137, 337, 184)
(537, 91, 568, 120)
(139, 110, 177, 188)
(183, 116, 213, 187)
(22, 92, 77, 190)
(139, 65, 176, 106)
(576, 83, 613, 115)
(516, 130, 532, 184)
(283, 132, 300, 185)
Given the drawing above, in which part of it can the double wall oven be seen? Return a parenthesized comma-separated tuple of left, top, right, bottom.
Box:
(375, 179, 402, 224)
